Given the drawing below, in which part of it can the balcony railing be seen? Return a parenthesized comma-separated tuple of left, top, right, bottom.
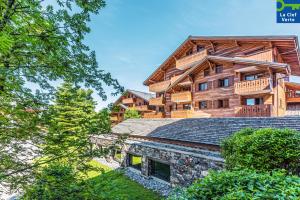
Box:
(236, 104, 272, 117)
(122, 98, 134, 104)
(286, 90, 300, 103)
(241, 50, 273, 62)
(143, 112, 164, 118)
(135, 105, 149, 111)
(171, 110, 193, 118)
(171, 91, 192, 103)
(234, 77, 271, 95)
(176, 50, 208, 70)
(149, 96, 164, 106)
(110, 116, 119, 121)
(149, 80, 171, 93)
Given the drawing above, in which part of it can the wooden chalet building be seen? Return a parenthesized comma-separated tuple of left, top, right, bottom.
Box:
(143, 36, 300, 118)
(110, 89, 155, 124)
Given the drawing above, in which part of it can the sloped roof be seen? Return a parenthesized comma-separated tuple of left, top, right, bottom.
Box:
(144, 35, 300, 85)
(112, 118, 300, 146)
(127, 89, 155, 101)
(165, 55, 289, 92)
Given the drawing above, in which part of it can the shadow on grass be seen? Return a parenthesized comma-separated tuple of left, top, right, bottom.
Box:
(84, 169, 162, 200)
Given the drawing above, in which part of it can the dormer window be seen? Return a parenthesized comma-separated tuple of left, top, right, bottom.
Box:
(197, 45, 205, 52)
(186, 49, 193, 56)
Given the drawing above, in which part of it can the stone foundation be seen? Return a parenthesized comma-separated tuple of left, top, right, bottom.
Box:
(91, 135, 224, 187)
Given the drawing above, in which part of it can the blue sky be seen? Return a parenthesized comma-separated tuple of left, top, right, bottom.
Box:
(43, 0, 300, 110)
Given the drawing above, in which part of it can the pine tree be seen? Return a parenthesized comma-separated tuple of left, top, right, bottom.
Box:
(42, 82, 103, 170)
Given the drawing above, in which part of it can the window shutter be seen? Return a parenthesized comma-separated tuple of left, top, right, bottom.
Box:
(207, 100, 213, 109)
(224, 99, 229, 108)
(229, 75, 235, 86)
(213, 100, 218, 109)
(214, 80, 219, 88)
(195, 83, 199, 92)
(208, 81, 213, 90)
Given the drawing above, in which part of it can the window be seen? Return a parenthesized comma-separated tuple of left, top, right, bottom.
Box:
(183, 104, 191, 110)
(245, 98, 263, 106)
(215, 65, 223, 74)
(186, 49, 193, 56)
(149, 160, 170, 182)
(244, 74, 264, 81)
(197, 45, 205, 52)
(204, 68, 210, 77)
(218, 78, 229, 87)
(217, 99, 229, 108)
(199, 101, 207, 109)
(159, 106, 165, 112)
(128, 154, 142, 170)
(198, 82, 208, 91)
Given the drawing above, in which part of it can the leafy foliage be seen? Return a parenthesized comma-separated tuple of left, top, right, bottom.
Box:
(0, 0, 123, 189)
(124, 108, 141, 120)
(23, 161, 161, 200)
(22, 163, 87, 200)
(41, 82, 108, 172)
(168, 170, 300, 200)
(221, 128, 300, 175)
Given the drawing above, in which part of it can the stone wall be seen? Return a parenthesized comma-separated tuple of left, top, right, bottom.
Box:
(122, 140, 224, 187)
(91, 135, 224, 187)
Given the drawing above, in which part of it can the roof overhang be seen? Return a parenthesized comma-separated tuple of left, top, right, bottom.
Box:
(165, 55, 290, 92)
(144, 35, 299, 85)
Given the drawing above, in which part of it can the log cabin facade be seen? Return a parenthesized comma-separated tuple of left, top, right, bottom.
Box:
(110, 89, 155, 124)
(143, 36, 300, 118)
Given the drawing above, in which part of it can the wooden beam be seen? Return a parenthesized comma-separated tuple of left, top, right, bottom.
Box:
(210, 41, 215, 52)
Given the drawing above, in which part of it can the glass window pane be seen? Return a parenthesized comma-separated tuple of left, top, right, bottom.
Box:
(150, 160, 170, 182)
(246, 98, 255, 105)
(128, 154, 142, 170)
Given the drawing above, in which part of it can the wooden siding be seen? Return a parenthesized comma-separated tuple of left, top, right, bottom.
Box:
(234, 78, 272, 95)
(143, 112, 164, 118)
(176, 50, 208, 70)
(122, 98, 134, 104)
(238, 49, 273, 62)
(149, 80, 170, 93)
(171, 110, 193, 118)
(235, 104, 272, 117)
(149, 96, 164, 106)
(135, 105, 149, 111)
(171, 91, 192, 103)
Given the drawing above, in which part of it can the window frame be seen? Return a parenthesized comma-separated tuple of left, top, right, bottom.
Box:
(199, 101, 208, 109)
(215, 65, 223, 74)
(198, 82, 208, 91)
(218, 78, 230, 88)
(149, 159, 170, 182)
(128, 153, 142, 171)
(217, 99, 229, 108)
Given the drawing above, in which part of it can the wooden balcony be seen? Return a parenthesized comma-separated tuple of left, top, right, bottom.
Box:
(110, 116, 119, 121)
(149, 96, 164, 106)
(234, 78, 271, 95)
(171, 75, 192, 86)
(176, 50, 208, 70)
(286, 90, 300, 103)
(242, 50, 273, 62)
(171, 91, 192, 103)
(171, 110, 193, 118)
(135, 105, 149, 111)
(149, 80, 171, 93)
(143, 112, 164, 118)
(236, 104, 272, 117)
(122, 98, 134, 104)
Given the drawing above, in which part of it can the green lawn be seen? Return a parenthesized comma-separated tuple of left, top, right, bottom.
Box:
(84, 160, 162, 200)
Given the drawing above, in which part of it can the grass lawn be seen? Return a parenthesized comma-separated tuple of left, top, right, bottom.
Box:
(84, 160, 162, 200)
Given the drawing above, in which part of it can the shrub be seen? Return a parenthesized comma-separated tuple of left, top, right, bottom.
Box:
(22, 163, 87, 200)
(168, 170, 300, 200)
(124, 108, 141, 119)
(221, 128, 300, 175)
